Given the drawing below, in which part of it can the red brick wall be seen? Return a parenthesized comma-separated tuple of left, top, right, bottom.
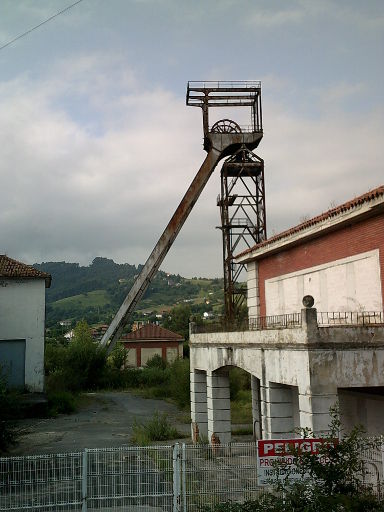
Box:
(258, 214, 384, 316)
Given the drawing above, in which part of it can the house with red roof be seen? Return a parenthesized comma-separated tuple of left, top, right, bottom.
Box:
(190, 186, 384, 444)
(0, 255, 51, 392)
(120, 323, 183, 367)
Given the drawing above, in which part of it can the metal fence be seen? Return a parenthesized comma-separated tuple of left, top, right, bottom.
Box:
(191, 313, 302, 334)
(1, 442, 383, 511)
(0, 443, 264, 512)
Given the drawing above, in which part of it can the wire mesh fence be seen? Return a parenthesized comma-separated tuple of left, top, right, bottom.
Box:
(0, 452, 83, 511)
(1, 441, 383, 511)
(86, 446, 174, 511)
(182, 443, 265, 511)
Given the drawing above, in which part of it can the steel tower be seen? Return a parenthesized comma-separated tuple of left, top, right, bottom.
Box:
(101, 81, 263, 352)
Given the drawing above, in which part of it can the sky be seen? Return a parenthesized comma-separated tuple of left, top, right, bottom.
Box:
(0, 0, 383, 277)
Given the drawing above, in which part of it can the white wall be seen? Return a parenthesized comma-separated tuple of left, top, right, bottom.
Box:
(265, 249, 382, 315)
(0, 279, 46, 391)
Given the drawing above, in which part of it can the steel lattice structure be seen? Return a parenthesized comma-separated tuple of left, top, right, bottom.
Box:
(218, 147, 266, 322)
(101, 81, 263, 351)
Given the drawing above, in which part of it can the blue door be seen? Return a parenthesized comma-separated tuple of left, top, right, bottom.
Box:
(0, 339, 26, 388)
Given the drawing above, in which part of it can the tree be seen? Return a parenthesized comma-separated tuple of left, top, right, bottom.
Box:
(163, 304, 192, 340)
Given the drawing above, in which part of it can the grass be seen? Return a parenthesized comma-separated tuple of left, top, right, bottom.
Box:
(130, 412, 181, 446)
(232, 426, 253, 436)
(47, 390, 78, 416)
(52, 290, 109, 309)
(230, 389, 253, 424)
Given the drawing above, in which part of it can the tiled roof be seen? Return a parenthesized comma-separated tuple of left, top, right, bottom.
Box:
(122, 323, 183, 341)
(0, 255, 51, 287)
(237, 185, 384, 259)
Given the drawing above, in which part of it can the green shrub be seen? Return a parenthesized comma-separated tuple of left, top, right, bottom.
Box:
(45, 320, 108, 393)
(229, 368, 251, 400)
(145, 353, 168, 370)
(130, 412, 180, 446)
(108, 343, 128, 370)
(140, 367, 170, 387)
(168, 358, 190, 408)
(47, 390, 77, 415)
(122, 368, 142, 388)
(0, 369, 20, 454)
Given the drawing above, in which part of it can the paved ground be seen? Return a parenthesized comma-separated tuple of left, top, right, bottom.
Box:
(10, 391, 191, 455)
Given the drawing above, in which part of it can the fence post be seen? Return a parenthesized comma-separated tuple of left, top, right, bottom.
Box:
(82, 449, 88, 512)
(173, 443, 181, 512)
(182, 443, 187, 512)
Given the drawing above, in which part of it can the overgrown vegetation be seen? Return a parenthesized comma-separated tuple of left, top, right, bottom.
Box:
(230, 368, 252, 424)
(45, 320, 191, 412)
(45, 320, 108, 394)
(203, 407, 384, 512)
(130, 412, 180, 446)
(0, 368, 20, 454)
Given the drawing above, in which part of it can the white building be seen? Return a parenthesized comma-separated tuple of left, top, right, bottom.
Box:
(0, 255, 51, 392)
(190, 186, 384, 443)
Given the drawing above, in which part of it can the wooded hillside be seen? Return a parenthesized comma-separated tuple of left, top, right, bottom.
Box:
(35, 258, 224, 327)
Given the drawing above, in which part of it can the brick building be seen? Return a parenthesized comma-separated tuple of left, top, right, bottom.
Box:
(190, 186, 384, 443)
(121, 323, 183, 367)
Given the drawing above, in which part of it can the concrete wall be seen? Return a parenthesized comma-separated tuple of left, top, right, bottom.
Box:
(0, 279, 46, 392)
(125, 347, 137, 367)
(265, 250, 382, 315)
(247, 260, 260, 317)
(141, 347, 162, 366)
(190, 320, 384, 439)
(339, 389, 384, 435)
(167, 347, 179, 363)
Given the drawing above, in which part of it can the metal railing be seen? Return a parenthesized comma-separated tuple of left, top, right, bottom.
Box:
(188, 80, 261, 89)
(317, 311, 384, 327)
(191, 313, 302, 334)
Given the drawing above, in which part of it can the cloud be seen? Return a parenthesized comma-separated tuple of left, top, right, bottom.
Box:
(244, 0, 384, 31)
(0, 48, 383, 277)
(0, 55, 208, 272)
(262, 96, 384, 236)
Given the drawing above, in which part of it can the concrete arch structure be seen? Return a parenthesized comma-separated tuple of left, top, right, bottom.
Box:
(190, 187, 384, 444)
(190, 307, 384, 443)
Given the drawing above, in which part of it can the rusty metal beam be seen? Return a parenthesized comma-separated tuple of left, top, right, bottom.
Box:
(100, 148, 221, 352)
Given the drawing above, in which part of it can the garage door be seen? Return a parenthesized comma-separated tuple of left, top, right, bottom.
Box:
(0, 339, 26, 388)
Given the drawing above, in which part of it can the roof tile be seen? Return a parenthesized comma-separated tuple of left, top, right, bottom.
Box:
(0, 255, 51, 287)
(121, 323, 183, 341)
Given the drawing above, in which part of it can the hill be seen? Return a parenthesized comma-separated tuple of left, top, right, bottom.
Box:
(34, 258, 224, 328)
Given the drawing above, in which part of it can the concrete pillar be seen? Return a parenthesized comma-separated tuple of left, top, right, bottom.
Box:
(207, 370, 231, 444)
(251, 375, 262, 439)
(298, 391, 338, 436)
(264, 382, 298, 439)
(190, 370, 208, 441)
(247, 261, 260, 319)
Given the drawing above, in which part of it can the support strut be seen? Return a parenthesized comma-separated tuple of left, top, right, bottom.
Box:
(100, 148, 221, 351)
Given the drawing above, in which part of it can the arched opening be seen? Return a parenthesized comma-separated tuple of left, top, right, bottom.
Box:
(339, 387, 384, 435)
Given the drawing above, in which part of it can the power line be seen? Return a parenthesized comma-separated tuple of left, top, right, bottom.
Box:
(0, 0, 86, 52)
